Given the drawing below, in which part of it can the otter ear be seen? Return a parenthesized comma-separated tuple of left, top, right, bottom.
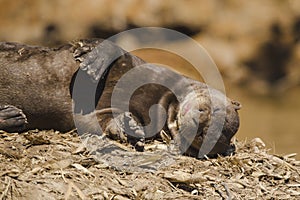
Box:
(231, 100, 242, 110)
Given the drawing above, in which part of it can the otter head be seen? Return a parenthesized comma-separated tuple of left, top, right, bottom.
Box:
(175, 84, 241, 158)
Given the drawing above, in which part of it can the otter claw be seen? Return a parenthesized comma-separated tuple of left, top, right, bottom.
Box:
(105, 112, 145, 151)
(0, 105, 27, 132)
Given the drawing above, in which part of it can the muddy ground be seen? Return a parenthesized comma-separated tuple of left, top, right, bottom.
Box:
(0, 130, 299, 199)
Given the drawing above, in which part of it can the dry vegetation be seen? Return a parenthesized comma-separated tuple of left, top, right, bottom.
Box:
(0, 130, 299, 199)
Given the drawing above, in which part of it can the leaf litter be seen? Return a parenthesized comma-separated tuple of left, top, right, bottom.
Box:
(0, 130, 299, 199)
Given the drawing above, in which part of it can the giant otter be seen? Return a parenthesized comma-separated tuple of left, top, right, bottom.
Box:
(0, 39, 241, 158)
(80, 54, 241, 157)
(0, 39, 126, 132)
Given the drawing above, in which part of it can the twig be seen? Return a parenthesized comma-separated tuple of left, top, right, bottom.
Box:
(0, 177, 11, 200)
(212, 183, 226, 200)
(65, 180, 87, 200)
(222, 183, 232, 200)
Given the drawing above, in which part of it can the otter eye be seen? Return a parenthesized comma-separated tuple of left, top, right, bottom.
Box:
(198, 109, 205, 113)
(213, 108, 220, 113)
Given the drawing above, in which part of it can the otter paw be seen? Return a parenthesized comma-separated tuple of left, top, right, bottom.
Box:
(221, 144, 236, 156)
(0, 105, 27, 132)
(206, 144, 236, 158)
(72, 39, 125, 82)
(105, 112, 145, 151)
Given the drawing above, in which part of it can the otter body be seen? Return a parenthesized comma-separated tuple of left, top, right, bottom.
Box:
(0, 39, 134, 132)
(0, 42, 77, 131)
(94, 55, 241, 157)
(0, 39, 241, 158)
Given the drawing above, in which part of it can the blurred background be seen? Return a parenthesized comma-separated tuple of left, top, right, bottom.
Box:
(0, 0, 299, 158)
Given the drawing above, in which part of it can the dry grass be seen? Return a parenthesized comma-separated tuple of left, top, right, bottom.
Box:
(0, 130, 299, 199)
